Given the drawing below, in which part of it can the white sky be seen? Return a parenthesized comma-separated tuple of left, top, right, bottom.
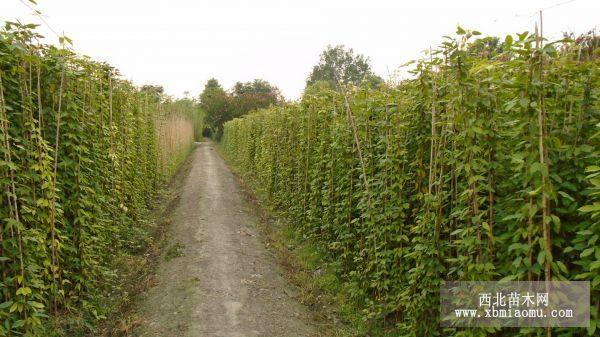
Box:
(1, 0, 598, 100)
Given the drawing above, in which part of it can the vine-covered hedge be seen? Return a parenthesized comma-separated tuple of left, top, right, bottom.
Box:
(222, 29, 599, 336)
(0, 23, 198, 334)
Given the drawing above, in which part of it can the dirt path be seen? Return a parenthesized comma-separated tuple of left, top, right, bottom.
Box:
(134, 142, 316, 337)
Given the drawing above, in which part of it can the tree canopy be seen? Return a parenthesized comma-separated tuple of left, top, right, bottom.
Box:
(306, 45, 383, 89)
(230, 79, 282, 118)
(200, 78, 282, 139)
(199, 78, 231, 136)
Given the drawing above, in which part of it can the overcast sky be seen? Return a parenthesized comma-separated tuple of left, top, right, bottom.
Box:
(1, 0, 598, 99)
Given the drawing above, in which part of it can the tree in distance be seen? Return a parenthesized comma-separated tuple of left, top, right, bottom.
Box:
(306, 45, 383, 90)
(200, 78, 282, 139)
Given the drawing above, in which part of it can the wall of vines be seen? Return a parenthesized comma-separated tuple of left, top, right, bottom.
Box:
(221, 29, 599, 336)
(0, 23, 197, 334)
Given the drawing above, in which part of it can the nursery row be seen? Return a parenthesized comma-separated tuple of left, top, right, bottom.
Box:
(221, 29, 600, 336)
(0, 23, 199, 334)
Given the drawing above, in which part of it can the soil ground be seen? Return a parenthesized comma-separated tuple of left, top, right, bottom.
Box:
(134, 142, 317, 337)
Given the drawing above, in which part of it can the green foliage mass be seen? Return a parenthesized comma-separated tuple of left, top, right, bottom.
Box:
(0, 22, 198, 335)
(306, 45, 383, 90)
(230, 79, 281, 118)
(222, 29, 600, 336)
(200, 78, 281, 139)
(200, 78, 230, 135)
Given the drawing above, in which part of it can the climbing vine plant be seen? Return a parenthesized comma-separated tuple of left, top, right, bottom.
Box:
(222, 28, 599, 336)
(0, 23, 198, 335)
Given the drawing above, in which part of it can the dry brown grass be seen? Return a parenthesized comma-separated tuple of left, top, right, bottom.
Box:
(157, 112, 195, 175)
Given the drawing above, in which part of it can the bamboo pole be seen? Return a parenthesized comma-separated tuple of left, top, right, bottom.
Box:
(0, 73, 26, 284)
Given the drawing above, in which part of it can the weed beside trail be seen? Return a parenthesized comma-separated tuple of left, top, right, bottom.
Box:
(165, 243, 186, 262)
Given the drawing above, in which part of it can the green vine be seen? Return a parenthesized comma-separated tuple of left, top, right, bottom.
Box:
(221, 28, 600, 336)
(0, 23, 200, 335)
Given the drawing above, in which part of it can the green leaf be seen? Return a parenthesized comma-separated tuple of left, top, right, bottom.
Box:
(588, 319, 597, 335)
(11, 320, 25, 328)
(578, 230, 594, 236)
(556, 261, 568, 273)
(579, 203, 600, 213)
(27, 301, 44, 309)
(450, 229, 463, 236)
(557, 191, 574, 202)
(581, 248, 595, 258)
(551, 215, 560, 229)
(16, 287, 31, 296)
(528, 186, 542, 196)
(537, 250, 545, 265)
(499, 274, 517, 282)
(586, 165, 600, 173)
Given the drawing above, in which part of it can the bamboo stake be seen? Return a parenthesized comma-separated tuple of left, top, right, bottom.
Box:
(109, 74, 115, 190)
(537, 12, 552, 337)
(49, 68, 65, 311)
(302, 106, 311, 217)
(0, 73, 26, 284)
(428, 48, 437, 195)
(336, 79, 370, 194)
(37, 66, 45, 140)
(537, 13, 552, 281)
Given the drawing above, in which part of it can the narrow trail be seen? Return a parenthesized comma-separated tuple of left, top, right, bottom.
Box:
(135, 142, 317, 337)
